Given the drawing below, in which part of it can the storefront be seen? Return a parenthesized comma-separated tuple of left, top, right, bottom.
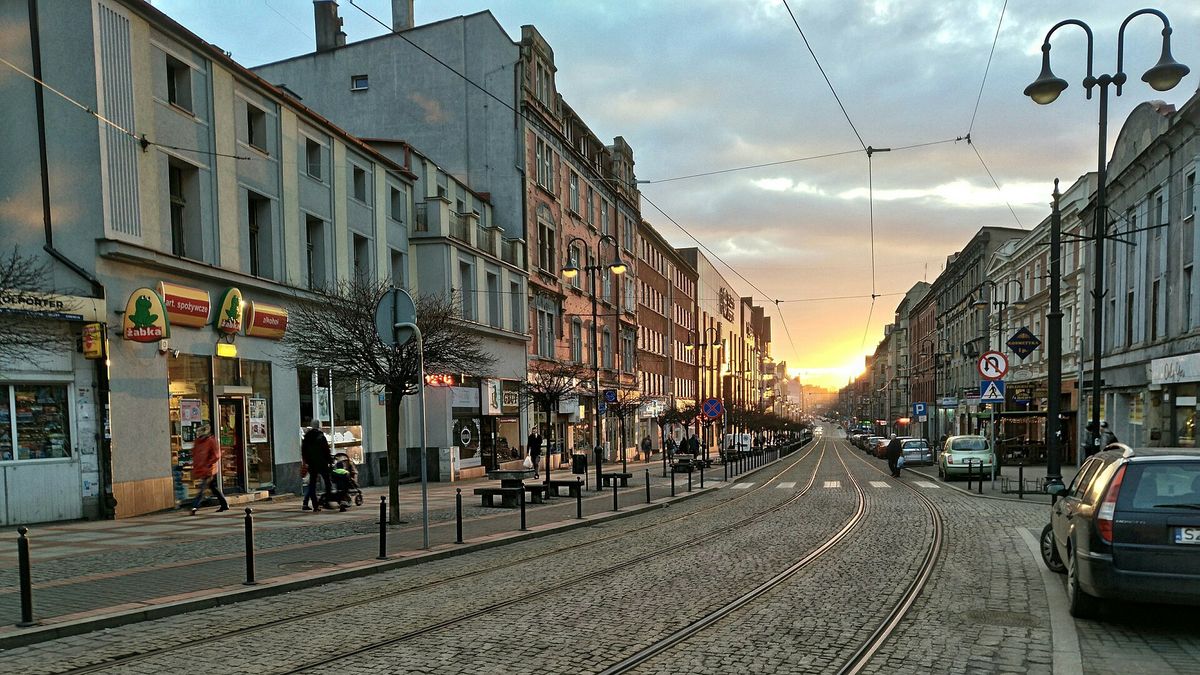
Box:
(1147, 353, 1200, 448)
(295, 367, 365, 474)
(479, 378, 521, 470)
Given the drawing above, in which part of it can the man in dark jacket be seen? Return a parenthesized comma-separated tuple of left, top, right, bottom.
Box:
(885, 435, 904, 477)
(301, 419, 333, 512)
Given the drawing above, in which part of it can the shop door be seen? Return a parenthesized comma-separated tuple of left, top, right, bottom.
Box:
(218, 398, 247, 493)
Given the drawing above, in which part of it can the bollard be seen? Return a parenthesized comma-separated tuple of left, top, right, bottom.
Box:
(17, 527, 35, 627)
(519, 488, 528, 531)
(243, 508, 257, 586)
(687, 468, 693, 492)
(1018, 462, 1025, 500)
(645, 469, 651, 503)
(576, 478, 584, 519)
(671, 469, 676, 497)
(455, 489, 464, 544)
(979, 461, 984, 495)
(700, 464, 705, 489)
(724, 459, 729, 482)
(612, 477, 619, 512)
(377, 496, 388, 560)
(966, 460, 973, 492)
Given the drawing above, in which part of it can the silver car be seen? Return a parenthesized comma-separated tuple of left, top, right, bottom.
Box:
(900, 438, 932, 466)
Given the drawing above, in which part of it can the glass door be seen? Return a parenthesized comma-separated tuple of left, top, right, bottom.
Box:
(218, 397, 247, 493)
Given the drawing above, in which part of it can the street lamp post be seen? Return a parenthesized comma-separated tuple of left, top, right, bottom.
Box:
(686, 326, 721, 463)
(1047, 179, 1065, 491)
(561, 233, 627, 491)
(1025, 8, 1190, 461)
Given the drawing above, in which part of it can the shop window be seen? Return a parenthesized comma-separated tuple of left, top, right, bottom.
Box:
(0, 384, 71, 461)
(242, 360, 275, 491)
(168, 354, 213, 502)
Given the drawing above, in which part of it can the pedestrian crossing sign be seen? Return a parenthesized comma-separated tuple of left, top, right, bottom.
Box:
(979, 379, 1006, 403)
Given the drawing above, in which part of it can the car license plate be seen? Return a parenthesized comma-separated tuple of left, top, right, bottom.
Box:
(1174, 527, 1200, 544)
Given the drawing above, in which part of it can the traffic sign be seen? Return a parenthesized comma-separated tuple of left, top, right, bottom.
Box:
(977, 351, 1009, 380)
(912, 402, 927, 417)
(374, 287, 417, 347)
(598, 402, 607, 415)
(603, 389, 618, 404)
(1006, 327, 1042, 360)
(980, 379, 1006, 403)
(702, 397, 723, 419)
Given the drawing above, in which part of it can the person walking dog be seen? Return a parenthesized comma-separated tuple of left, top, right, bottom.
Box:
(190, 422, 229, 515)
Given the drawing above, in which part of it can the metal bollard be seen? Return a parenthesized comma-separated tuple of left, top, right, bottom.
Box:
(687, 468, 693, 492)
(243, 508, 257, 586)
(378, 496, 388, 559)
(724, 459, 729, 482)
(671, 469, 676, 497)
(576, 478, 584, 519)
(1018, 462, 1025, 500)
(966, 460, 973, 491)
(455, 489, 464, 543)
(645, 469, 651, 503)
(700, 464, 705, 489)
(612, 477, 619, 512)
(519, 488, 528, 531)
(17, 527, 35, 627)
(979, 462, 984, 494)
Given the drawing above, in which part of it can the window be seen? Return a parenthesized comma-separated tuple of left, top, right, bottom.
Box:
(602, 329, 613, 369)
(486, 271, 500, 328)
(1186, 266, 1194, 329)
(350, 74, 369, 91)
(538, 218, 556, 272)
(246, 191, 272, 278)
(165, 54, 192, 112)
(305, 215, 327, 289)
(622, 330, 635, 373)
(586, 186, 594, 225)
(352, 166, 367, 202)
(510, 282, 523, 332)
(623, 214, 635, 250)
(389, 186, 406, 222)
(1187, 172, 1196, 217)
(1126, 289, 1135, 346)
(459, 260, 476, 321)
(601, 200, 610, 235)
(390, 248, 406, 289)
(168, 161, 201, 259)
(1152, 279, 1160, 341)
(602, 268, 611, 303)
(570, 319, 583, 363)
(569, 173, 579, 213)
(625, 277, 636, 314)
(353, 234, 370, 283)
(568, 245, 581, 288)
(536, 305, 556, 357)
(305, 138, 323, 180)
(0, 384, 71, 461)
(246, 104, 267, 152)
(535, 138, 553, 191)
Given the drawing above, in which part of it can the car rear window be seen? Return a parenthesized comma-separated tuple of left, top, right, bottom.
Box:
(903, 441, 928, 448)
(950, 438, 988, 451)
(1123, 462, 1200, 510)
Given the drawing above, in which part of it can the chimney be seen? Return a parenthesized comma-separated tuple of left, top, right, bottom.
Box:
(314, 0, 346, 53)
(391, 0, 414, 31)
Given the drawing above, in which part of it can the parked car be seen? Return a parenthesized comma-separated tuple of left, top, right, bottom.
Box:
(900, 438, 933, 466)
(938, 435, 995, 479)
(1040, 445, 1200, 618)
(722, 433, 754, 458)
(863, 436, 883, 454)
(872, 437, 894, 458)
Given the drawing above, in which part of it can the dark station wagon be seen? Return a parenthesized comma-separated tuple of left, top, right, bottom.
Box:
(1040, 445, 1200, 618)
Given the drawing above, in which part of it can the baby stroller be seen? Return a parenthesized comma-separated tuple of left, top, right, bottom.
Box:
(320, 453, 364, 511)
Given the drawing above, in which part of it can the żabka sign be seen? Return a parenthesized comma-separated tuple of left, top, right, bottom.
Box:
(214, 288, 244, 335)
(245, 301, 288, 340)
(122, 288, 170, 342)
(157, 282, 210, 328)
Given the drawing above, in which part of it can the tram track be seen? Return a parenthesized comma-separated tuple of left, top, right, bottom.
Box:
(58, 438, 826, 675)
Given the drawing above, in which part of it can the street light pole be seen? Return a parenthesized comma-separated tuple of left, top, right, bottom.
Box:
(1025, 8, 1189, 457)
(1046, 179, 1065, 491)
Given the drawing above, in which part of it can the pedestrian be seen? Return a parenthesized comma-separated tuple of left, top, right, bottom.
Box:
(885, 435, 904, 478)
(641, 435, 652, 461)
(665, 436, 677, 460)
(301, 419, 333, 512)
(528, 430, 543, 478)
(190, 422, 229, 515)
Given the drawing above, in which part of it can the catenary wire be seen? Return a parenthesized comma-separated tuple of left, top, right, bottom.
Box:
(968, 136, 1025, 229)
(967, 0, 1009, 136)
(780, 0, 866, 151)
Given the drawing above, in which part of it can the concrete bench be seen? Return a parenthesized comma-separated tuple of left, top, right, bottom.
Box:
(523, 483, 547, 504)
(599, 472, 633, 488)
(544, 479, 583, 498)
(474, 486, 522, 508)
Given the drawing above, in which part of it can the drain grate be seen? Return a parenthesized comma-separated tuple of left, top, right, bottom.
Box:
(962, 609, 1041, 628)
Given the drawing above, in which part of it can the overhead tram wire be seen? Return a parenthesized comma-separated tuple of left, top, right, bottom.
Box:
(0, 55, 253, 161)
(780, 0, 867, 152)
(967, 0, 1009, 136)
(967, 136, 1025, 229)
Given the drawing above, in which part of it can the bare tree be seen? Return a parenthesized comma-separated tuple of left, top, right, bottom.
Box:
(520, 361, 588, 476)
(0, 248, 75, 368)
(281, 278, 494, 523)
(604, 388, 644, 471)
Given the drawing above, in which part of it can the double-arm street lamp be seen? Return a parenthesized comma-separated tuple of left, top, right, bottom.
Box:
(686, 325, 722, 463)
(971, 279, 1026, 353)
(562, 233, 626, 488)
(1025, 9, 1189, 481)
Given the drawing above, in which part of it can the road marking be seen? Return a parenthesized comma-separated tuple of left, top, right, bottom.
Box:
(731, 483, 753, 490)
(776, 482, 796, 489)
(823, 480, 841, 489)
(914, 481, 940, 489)
(869, 481, 890, 489)
(1017, 527, 1083, 675)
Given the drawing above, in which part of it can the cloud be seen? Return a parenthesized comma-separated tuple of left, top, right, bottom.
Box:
(837, 179, 1049, 207)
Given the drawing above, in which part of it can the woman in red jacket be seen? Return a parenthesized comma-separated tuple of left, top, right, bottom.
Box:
(190, 422, 229, 515)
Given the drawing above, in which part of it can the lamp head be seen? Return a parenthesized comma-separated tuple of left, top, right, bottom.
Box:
(561, 264, 580, 280)
(1024, 46, 1068, 105)
(684, 343, 695, 351)
(608, 258, 628, 275)
(1142, 33, 1189, 91)
(970, 295, 988, 310)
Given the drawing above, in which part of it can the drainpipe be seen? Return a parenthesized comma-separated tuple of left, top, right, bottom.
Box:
(29, 0, 115, 518)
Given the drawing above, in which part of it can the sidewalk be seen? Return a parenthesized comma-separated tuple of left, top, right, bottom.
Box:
(901, 459, 1080, 504)
(0, 451, 747, 644)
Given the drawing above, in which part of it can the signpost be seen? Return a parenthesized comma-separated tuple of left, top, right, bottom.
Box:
(702, 397, 723, 419)
(1006, 327, 1042, 360)
(977, 351, 1009, 380)
(912, 402, 927, 423)
(980, 379, 1005, 489)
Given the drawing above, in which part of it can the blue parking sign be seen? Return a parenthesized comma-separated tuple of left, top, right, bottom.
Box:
(912, 402, 927, 417)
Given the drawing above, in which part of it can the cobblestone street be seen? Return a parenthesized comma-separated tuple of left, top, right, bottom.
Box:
(1, 430, 1197, 674)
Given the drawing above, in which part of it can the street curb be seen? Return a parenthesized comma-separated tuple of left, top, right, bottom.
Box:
(905, 467, 1049, 506)
(0, 484, 717, 651)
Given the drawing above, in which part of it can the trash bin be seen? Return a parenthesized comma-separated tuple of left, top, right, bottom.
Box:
(572, 453, 588, 475)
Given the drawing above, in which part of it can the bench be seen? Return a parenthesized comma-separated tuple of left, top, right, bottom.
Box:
(599, 472, 633, 488)
(474, 486, 522, 508)
(544, 479, 583, 498)
(523, 483, 547, 504)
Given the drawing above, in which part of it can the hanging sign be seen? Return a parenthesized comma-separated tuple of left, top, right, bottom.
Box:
(244, 301, 288, 339)
(121, 287, 170, 342)
(157, 282, 210, 328)
(1006, 327, 1042, 360)
(214, 288, 244, 335)
(81, 322, 105, 359)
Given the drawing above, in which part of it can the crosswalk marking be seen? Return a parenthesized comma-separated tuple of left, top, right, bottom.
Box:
(732, 482, 754, 490)
(869, 481, 890, 489)
(776, 482, 796, 489)
(823, 480, 841, 489)
(914, 481, 941, 489)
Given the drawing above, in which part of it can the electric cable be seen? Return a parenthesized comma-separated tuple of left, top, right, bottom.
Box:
(780, 0, 866, 151)
(967, 0, 1009, 136)
(967, 136, 1025, 229)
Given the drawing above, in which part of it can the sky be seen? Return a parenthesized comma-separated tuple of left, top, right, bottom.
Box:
(153, 0, 1200, 390)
